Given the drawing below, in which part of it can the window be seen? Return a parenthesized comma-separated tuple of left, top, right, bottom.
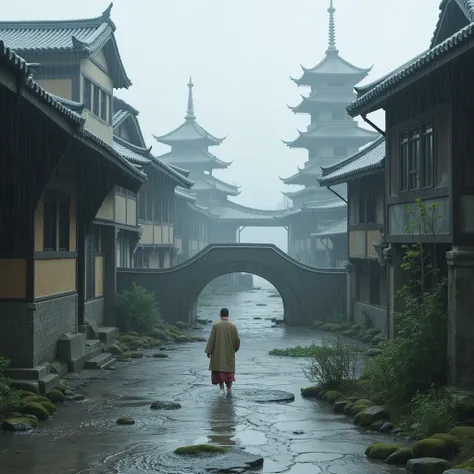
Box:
(366, 190, 376, 224)
(422, 123, 434, 188)
(399, 122, 434, 192)
(107, 94, 112, 124)
(369, 260, 381, 305)
(43, 195, 57, 251)
(93, 85, 100, 116)
(58, 199, 70, 251)
(83, 78, 91, 110)
(100, 89, 107, 121)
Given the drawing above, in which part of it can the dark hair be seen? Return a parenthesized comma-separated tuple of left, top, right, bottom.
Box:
(220, 308, 229, 317)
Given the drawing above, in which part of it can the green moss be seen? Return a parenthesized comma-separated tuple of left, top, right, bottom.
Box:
(355, 406, 389, 427)
(3, 416, 39, 429)
(116, 353, 131, 361)
(341, 329, 357, 337)
(18, 390, 37, 399)
(333, 400, 348, 413)
(456, 397, 474, 421)
(412, 438, 451, 459)
(46, 390, 65, 403)
(300, 386, 321, 398)
(269, 345, 321, 357)
(323, 391, 344, 404)
(22, 402, 49, 420)
(174, 444, 228, 455)
(366, 328, 381, 336)
(129, 352, 144, 359)
(365, 443, 400, 460)
(352, 324, 362, 331)
(430, 433, 461, 453)
(175, 321, 188, 329)
(39, 401, 56, 415)
(148, 328, 169, 341)
(361, 334, 374, 343)
(119, 335, 146, 350)
(370, 420, 388, 431)
(320, 323, 334, 331)
(449, 426, 474, 442)
(456, 457, 474, 471)
(311, 320, 324, 329)
(385, 447, 413, 465)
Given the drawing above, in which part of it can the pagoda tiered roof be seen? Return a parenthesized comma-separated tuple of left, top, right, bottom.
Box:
(280, 160, 322, 186)
(291, 1, 371, 88)
(153, 78, 225, 147)
(311, 217, 347, 239)
(192, 174, 240, 197)
(158, 149, 231, 170)
(0, 3, 131, 88)
(289, 89, 356, 114)
(281, 197, 347, 218)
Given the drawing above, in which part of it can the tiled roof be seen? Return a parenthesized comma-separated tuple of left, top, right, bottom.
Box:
(113, 136, 151, 166)
(431, 0, 474, 47)
(192, 174, 240, 196)
(283, 185, 340, 201)
(210, 201, 286, 221)
(153, 118, 225, 147)
(291, 54, 371, 87)
(175, 186, 196, 202)
(282, 198, 347, 218)
(112, 96, 147, 147)
(0, 4, 131, 88)
(153, 157, 194, 189)
(347, 21, 474, 116)
(284, 124, 378, 148)
(158, 148, 231, 169)
(289, 91, 357, 114)
(311, 217, 348, 238)
(319, 136, 385, 186)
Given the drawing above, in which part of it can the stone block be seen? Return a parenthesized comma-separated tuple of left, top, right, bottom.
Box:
(4, 363, 50, 381)
(57, 332, 86, 362)
(98, 327, 120, 343)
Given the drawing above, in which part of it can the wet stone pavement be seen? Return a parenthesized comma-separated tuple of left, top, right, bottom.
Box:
(0, 284, 404, 473)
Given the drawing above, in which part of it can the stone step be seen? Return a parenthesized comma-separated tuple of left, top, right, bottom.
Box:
(85, 345, 103, 360)
(84, 353, 115, 370)
(38, 373, 60, 395)
(86, 339, 102, 352)
(98, 327, 119, 343)
(4, 363, 50, 381)
(11, 380, 39, 394)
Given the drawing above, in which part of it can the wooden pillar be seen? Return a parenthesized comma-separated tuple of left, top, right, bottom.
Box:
(103, 226, 118, 327)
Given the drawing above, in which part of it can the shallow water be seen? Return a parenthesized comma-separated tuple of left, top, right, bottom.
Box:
(0, 282, 404, 473)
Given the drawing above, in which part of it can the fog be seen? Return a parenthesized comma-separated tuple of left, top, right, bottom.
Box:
(2, 0, 439, 250)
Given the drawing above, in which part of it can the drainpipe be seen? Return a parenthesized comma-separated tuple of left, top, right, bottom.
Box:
(327, 186, 347, 204)
(361, 114, 385, 136)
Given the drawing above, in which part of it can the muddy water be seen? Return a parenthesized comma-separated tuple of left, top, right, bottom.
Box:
(0, 281, 404, 474)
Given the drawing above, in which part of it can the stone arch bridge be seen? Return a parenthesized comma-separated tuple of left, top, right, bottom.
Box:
(117, 244, 347, 325)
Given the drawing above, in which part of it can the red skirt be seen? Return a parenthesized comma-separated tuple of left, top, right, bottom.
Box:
(211, 371, 235, 385)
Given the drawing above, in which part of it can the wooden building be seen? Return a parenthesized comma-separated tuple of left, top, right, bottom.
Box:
(0, 3, 144, 329)
(346, 0, 474, 386)
(0, 42, 145, 376)
(281, 0, 379, 266)
(319, 137, 387, 331)
(111, 97, 194, 268)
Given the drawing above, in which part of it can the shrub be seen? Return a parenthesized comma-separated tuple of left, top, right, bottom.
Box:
(116, 282, 161, 333)
(364, 199, 447, 404)
(0, 357, 19, 414)
(410, 386, 455, 438)
(302, 336, 359, 389)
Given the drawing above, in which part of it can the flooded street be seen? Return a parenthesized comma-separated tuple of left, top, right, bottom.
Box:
(0, 281, 403, 474)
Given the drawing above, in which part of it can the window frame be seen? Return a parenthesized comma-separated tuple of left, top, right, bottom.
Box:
(43, 193, 57, 251)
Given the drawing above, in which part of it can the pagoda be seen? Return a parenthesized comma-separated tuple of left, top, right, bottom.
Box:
(154, 78, 240, 212)
(282, 0, 378, 206)
(281, 0, 378, 265)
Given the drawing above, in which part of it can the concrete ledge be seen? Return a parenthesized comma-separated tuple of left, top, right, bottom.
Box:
(4, 363, 50, 381)
(98, 327, 119, 343)
(353, 301, 388, 334)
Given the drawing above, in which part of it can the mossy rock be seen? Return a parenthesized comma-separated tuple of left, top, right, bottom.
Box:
(430, 433, 461, 454)
(370, 419, 388, 431)
(365, 443, 400, 460)
(449, 426, 474, 442)
(356, 406, 389, 427)
(39, 401, 56, 415)
(152, 352, 169, 358)
(455, 397, 474, 421)
(127, 331, 139, 337)
(116, 353, 131, 361)
(377, 341, 386, 349)
(148, 328, 169, 341)
(20, 395, 51, 407)
(18, 390, 37, 399)
(346, 395, 361, 403)
(456, 456, 474, 471)
(2, 416, 39, 431)
(349, 400, 375, 416)
(366, 328, 381, 336)
(175, 321, 188, 329)
(107, 343, 123, 355)
(46, 390, 65, 403)
(117, 417, 135, 425)
(119, 335, 146, 350)
(361, 334, 374, 343)
(371, 335, 386, 346)
(341, 329, 357, 337)
(130, 352, 144, 359)
(311, 321, 324, 329)
(301, 386, 321, 398)
(385, 447, 412, 465)
(333, 400, 348, 414)
(150, 401, 181, 410)
(323, 391, 344, 404)
(320, 323, 333, 331)
(174, 444, 228, 455)
(22, 402, 49, 420)
(412, 438, 452, 459)
(352, 324, 362, 331)
(367, 348, 383, 358)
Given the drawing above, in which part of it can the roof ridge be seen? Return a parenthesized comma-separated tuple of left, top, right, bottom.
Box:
(113, 135, 151, 155)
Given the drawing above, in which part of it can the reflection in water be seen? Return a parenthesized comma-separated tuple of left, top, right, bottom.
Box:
(207, 396, 236, 446)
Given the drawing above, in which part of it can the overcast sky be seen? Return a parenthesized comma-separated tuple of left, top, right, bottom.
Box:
(3, 0, 440, 248)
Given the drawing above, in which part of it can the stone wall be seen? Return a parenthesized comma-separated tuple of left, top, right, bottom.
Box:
(353, 301, 387, 334)
(34, 293, 78, 366)
(84, 298, 105, 327)
(0, 302, 35, 368)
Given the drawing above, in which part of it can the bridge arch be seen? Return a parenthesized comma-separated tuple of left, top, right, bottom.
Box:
(117, 244, 347, 326)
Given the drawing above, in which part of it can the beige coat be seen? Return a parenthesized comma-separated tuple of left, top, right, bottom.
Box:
(205, 319, 240, 373)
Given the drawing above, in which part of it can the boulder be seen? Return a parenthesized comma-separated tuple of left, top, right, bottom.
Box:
(365, 443, 400, 460)
(370, 420, 388, 431)
(385, 447, 413, 465)
(22, 402, 49, 420)
(174, 444, 227, 455)
(350, 401, 374, 416)
(380, 422, 395, 433)
(323, 391, 344, 404)
(449, 426, 474, 442)
(356, 405, 389, 427)
(117, 417, 135, 425)
(406, 457, 451, 473)
(430, 434, 461, 454)
(443, 470, 474, 474)
(46, 390, 65, 403)
(412, 439, 452, 459)
(107, 343, 123, 355)
(150, 401, 181, 410)
(333, 400, 348, 413)
(300, 386, 321, 398)
(2, 416, 39, 431)
(455, 397, 474, 421)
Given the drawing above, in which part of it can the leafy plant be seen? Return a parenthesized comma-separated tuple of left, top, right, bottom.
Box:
(303, 336, 359, 389)
(364, 199, 447, 404)
(116, 282, 161, 333)
(0, 357, 19, 414)
(411, 385, 455, 438)
(269, 344, 324, 358)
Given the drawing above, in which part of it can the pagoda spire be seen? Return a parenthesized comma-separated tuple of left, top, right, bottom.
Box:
(185, 77, 196, 121)
(326, 0, 339, 55)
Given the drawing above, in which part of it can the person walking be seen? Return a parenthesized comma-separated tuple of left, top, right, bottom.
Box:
(205, 308, 240, 397)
